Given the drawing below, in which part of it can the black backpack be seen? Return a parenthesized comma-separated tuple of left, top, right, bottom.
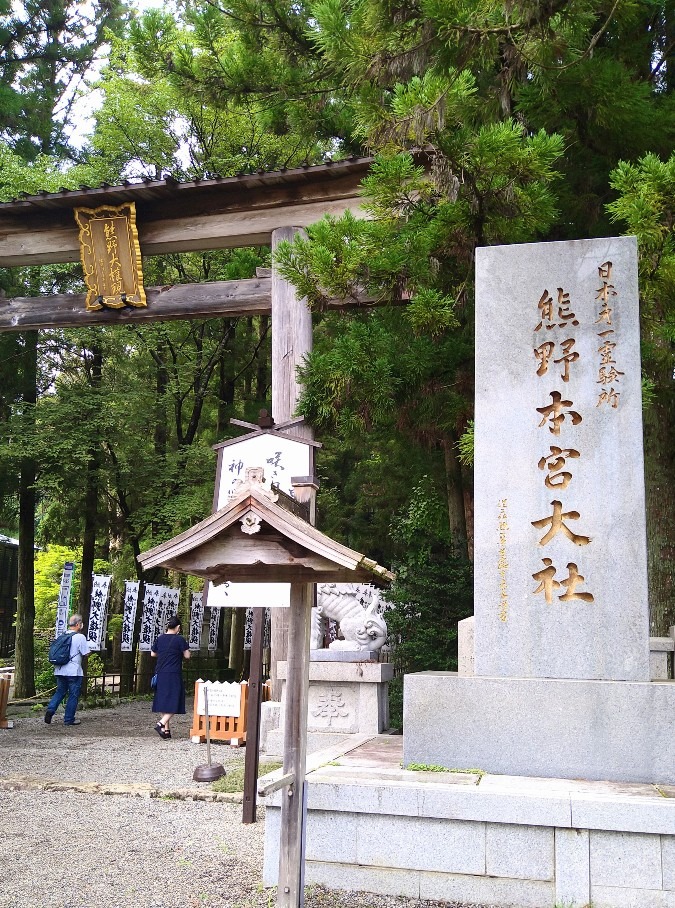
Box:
(48, 632, 74, 666)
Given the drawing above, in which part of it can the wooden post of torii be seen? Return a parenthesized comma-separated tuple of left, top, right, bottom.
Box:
(271, 226, 314, 908)
(270, 226, 314, 701)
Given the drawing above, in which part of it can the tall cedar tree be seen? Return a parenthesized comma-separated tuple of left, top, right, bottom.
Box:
(0, 0, 125, 696)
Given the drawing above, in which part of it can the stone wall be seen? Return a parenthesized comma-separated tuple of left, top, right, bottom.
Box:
(263, 756, 675, 908)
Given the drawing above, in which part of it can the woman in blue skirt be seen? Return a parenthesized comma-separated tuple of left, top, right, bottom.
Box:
(151, 616, 190, 739)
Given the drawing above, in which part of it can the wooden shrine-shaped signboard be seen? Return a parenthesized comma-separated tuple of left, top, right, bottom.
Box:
(138, 479, 392, 908)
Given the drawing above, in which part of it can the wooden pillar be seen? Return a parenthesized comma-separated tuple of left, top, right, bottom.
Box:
(277, 582, 312, 908)
(270, 226, 313, 700)
(242, 607, 264, 824)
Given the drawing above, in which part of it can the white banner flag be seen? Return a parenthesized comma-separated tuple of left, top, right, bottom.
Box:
(154, 587, 168, 642)
(207, 606, 220, 651)
(55, 562, 75, 637)
(188, 592, 203, 651)
(139, 584, 162, 651)
(244, 608, 253, 650)
(244, 606, 272, 650)
(86, 575, 112, 651)
(154, 586, 180, 640)
(121, 581, 140, 651)
(165, 586, 180, 622)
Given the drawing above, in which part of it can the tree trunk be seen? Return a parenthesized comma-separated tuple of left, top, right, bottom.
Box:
(217, 319, 236, 435)
(14, 331, 38, 699)
(78, 456, 98, 628)
(243, 318, 254, 399)
(442, 433, 469, 561)
(14, 441, 36, 697)
(256, 314, 270, 400)
(78, 346, 103, 629)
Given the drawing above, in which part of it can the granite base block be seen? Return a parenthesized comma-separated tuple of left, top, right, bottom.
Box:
(262, 728, 354, 759)
(555, 827, 590, 908)
(403, 672, 675, 784)
(262, 736, 675, 908)
(591, 886, 675, 908)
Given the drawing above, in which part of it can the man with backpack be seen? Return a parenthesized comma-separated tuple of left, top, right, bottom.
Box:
(44, 614, 91, 726)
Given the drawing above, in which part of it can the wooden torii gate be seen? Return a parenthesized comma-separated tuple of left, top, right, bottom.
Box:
(0, 156, 374, 694)
(0, 158, 372, 330)
(0, 157, 384, 907)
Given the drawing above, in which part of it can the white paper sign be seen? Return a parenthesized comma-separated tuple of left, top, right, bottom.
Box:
(206, 432, 310, 611)
(197, 680, 241, 718)
(217, 433, 311, 504)
(208, 581, 290, 610)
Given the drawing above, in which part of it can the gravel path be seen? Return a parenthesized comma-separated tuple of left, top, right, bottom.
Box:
(0, 700, 491, 908)
(0, 698, 243, 790)
(0, 790, 263, 908)
(0, 700, 266, 908)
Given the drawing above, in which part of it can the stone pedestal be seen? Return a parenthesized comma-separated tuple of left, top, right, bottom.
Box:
(650, 637, 674, 681)
(264, 660, 394, 757)
(404, 672, 675, 784)
(457, 616, 475, 677)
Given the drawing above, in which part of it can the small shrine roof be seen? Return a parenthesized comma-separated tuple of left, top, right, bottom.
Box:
(138, 486, 393, 587)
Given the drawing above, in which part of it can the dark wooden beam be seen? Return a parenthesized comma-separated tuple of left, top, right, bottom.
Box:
(0, 167, 369, 267)
(0, 279, 378, 332)
(0, 278, 272, 332)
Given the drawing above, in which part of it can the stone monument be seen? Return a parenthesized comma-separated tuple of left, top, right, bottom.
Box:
(404, 236, 675, 783)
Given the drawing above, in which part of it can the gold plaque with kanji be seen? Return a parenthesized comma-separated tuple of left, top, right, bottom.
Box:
(74, 202, 147, 311)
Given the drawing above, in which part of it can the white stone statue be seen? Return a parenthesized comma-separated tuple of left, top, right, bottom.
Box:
(311, 583, 389, 652)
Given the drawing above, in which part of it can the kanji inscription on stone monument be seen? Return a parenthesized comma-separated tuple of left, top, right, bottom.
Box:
(474, 237, 649, 682)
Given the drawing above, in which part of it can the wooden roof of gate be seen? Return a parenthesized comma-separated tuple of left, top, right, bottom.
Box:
(0, 157, 374, 268)
(138, 485, 393, 587)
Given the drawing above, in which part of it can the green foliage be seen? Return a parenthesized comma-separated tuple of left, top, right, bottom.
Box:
(277, 139, 563, 308)
(33, 546, 111, 630)
(386, 476, 473, 689)
(456, 421, 474, 467)
(642, 377, 658, 411)
(33, 546, 79, 630)
(608, 152, 675, 357)
(86, 653, 105, 693)
(33, 633, 55, 693)
(107, 615, 123, 638)
(0, 0, 126, 158)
